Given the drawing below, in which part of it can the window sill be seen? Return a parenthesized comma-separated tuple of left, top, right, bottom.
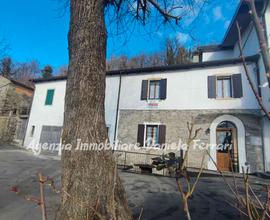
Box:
(215, 97, 241, 100)
(147, 99, 163, 102)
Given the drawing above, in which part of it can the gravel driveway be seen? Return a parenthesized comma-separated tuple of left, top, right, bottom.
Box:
(0, 145, 269, 220)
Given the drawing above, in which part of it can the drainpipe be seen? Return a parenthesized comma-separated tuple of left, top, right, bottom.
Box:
(113, 71, 122, 151)
(256, 61, 266, 172)
(255, 61, 262, 97)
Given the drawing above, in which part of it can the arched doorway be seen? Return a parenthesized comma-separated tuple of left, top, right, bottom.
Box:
(209, 115, 246, 173)
(216, 121, 239, 172)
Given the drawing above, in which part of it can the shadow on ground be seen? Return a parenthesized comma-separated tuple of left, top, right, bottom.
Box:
(0, 146, 268, 220)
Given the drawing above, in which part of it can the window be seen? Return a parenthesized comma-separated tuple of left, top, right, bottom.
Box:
(137, 124, 166, 147)
(217, 76, 232, 98)
(141, 79, 167, 100)
(149, 80, 161, 100)
(45, 89, 55, 105)
(30, 126, 35, 137)
(145, 125, 159, 147)
(106, 126, 110, 136)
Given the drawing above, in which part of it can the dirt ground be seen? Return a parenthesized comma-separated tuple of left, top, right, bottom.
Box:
(0, 145, 269, 220)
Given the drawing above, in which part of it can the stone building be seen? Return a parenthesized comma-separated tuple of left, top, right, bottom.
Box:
(24, 0, 270, 173)
(0, 76, 34, 144)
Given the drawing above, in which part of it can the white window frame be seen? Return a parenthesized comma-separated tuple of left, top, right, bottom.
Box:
(143, 122, 161, 148)
(148, 79, 161, 100)
(216, 75, 233, 99)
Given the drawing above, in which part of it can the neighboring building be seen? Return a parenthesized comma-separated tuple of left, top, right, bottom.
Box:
(24, 0, 270, 173)
(0, 76, 34, 144)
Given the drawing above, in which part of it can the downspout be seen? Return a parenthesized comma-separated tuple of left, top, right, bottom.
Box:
(259, 0, 269, 172)
(256, 61, 262, 97)
(256, 57, 268, 172)
(113, 71, 122, 151)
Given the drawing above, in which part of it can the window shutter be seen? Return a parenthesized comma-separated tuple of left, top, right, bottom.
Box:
(137, 124, 145, 147)
(45, 89, 55, 105)
(232, 74, 243, 98)
(160, 79, 167, 100)
(208, 76, 217, 98)
(141, 80, 148, 100)
(158, 125, 166, 146)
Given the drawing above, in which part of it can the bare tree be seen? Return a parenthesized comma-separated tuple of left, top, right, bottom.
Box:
(0, 57, 14, 78)
(165, 37, 192, 65)
(106, 37, 192, 71)
(14, 61, 40, 83)
(0, 57, 40, 86)
(236, 21, 270, 120)
(57, 1, 204, 220)
(106, 55, 129, 70)
(0, 38, 9, 58)
(57, 65, 68, 76)
(245, 0, 270, 88)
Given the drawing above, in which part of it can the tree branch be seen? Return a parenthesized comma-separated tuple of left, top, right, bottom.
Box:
(147, 0, 182, 22)
(236, 21, 270, 121)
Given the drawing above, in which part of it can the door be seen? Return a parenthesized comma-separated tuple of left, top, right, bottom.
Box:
(15, 119, 28, 141)
(216, 128, 236, 172)
(40, 126, 62, 154)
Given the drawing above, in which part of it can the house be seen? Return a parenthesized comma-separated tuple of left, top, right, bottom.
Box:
(24, 0, 270, 173)
(0, 76, 34, 144)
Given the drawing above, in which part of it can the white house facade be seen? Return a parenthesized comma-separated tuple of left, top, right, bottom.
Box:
(24, 0, 270, 173)
(197, 0, 270, 171)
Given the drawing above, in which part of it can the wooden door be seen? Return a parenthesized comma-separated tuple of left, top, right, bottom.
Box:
(216, 128, 235, 171)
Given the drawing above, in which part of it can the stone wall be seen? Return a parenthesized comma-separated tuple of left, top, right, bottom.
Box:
(0, 79, 33, 144)
(117, 109, 264, 172)
(0, 116, 17, 142)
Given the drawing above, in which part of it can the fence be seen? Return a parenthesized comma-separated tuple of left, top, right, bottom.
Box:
(115, 150, 177, 176)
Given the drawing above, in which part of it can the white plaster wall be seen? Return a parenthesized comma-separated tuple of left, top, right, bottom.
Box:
(24, 76, 120, 147)
(264, 2, 270, 47)
(233, 24, 259, 57)
(24, 80, 66, 148)
(105, 76, 120, 142)
(119, 64, 259, 110)
(202, 50, 234, 62)
(232, 14, 270, 111)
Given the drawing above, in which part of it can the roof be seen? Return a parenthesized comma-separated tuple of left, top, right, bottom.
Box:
(0, 75, 34, 91)
(10, 79, 35, 91)
(198, 0, 268, 52)
(197, 45, 233, 52)
(33, 54, 260, 83)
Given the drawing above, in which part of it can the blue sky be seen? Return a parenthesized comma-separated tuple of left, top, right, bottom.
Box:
(0, 0, 239, 69)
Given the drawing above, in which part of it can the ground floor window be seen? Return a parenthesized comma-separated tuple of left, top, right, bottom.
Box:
(137, 123, 166, 147)
(30, 126, 35, 137)
(145, 125, 159, 147)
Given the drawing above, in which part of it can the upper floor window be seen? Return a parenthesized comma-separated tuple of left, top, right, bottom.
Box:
(217, 76, 232, 98)
(141, 79, 167, 101)
(149, 80, 161, 100)
(208, 74, 243, 99)
(45, 89, 55, 105)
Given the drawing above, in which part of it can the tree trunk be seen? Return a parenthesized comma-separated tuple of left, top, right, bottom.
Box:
(246, 0, 270, 88)
(56, 1, 132, 219)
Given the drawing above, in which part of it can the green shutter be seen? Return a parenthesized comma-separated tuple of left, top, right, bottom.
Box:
(45, 89, 55, 105)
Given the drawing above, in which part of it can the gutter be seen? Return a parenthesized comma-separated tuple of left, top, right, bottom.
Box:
(32, 54, 261, 83)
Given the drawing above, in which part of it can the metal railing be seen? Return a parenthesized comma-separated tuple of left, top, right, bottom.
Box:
(115, 150, 167, 176)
